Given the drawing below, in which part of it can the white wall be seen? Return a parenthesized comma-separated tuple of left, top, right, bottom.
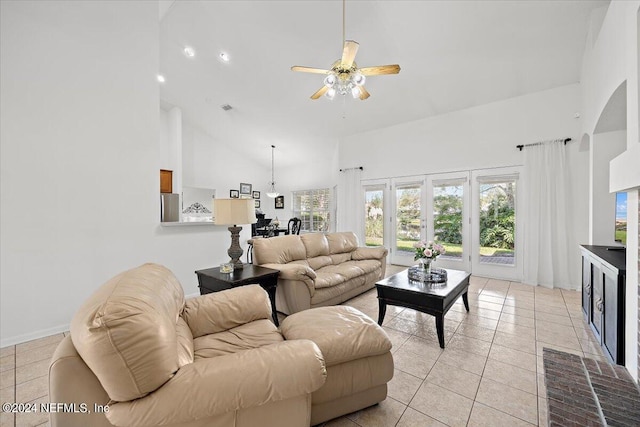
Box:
(340, 84, 589, 286)
(590, 131, 627, 245)
(581, 0, 640, 380)
(340, 84, 583, 180)
(0, 1, 253, 347)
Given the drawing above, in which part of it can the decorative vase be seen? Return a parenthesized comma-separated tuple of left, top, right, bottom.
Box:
(419, 258, 432, 275)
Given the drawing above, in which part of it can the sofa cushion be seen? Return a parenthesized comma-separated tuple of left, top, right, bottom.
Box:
(300, 233, 330, 257)
(317, 264, 363, 281)
(183, 285, 272, 337)
(341, 260, 381, 275)
(252, 235, 307, 265)
(330, 253, 351, 265)
(308, 255, 333, 271)
(314, 271, 348, 289)
(280, 306, 392, 367)
(326, 232, 359, 254)
(70, 263, 184, 402)
(193, 319, 284, 359)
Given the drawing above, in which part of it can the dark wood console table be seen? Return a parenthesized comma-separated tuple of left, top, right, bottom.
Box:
(580, 245, 626, 364)
(195, 264, 280, 326)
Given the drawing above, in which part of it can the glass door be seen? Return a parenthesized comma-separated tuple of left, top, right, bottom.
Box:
(426, 172, 470, 272)
(471, 167, 523, 281)
(364, 183, 387, 248)
(391, 177, 425, 265)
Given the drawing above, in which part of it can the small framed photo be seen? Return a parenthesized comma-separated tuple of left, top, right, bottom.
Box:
(239, 183, 252, 195)
(275, 195, 284, 209)
(230, 189, 239, 198)
(252, 191, 260, 199)
(255, 200, 261, 208)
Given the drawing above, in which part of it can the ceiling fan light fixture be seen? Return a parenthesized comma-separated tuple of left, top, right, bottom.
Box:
(290, 0, 400, 101)
(352, 73, 366, 86)
(324, 74, 337, 87)
(325, 88, 337, 99)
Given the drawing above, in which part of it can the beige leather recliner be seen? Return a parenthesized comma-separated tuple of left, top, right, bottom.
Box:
(252, 232, 388, 315)
(49, 263, 326, 427)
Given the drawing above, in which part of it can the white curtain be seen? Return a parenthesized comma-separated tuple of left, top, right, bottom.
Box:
(523, 140, 573, 288)
(337, 168, 364, 243)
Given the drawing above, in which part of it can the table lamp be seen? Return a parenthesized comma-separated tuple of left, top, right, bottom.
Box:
(214, 198, 257, 269)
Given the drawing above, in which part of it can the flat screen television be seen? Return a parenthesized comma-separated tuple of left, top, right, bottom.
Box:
(615, 192, 627, 246)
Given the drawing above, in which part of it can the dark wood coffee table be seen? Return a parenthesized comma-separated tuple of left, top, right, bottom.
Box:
(376, 268, 470, 348)
(195, 264, 280, 325)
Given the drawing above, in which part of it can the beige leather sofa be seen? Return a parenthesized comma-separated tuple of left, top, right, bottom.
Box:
(49, 263, 326, 427)
(252, 232, 388, 315)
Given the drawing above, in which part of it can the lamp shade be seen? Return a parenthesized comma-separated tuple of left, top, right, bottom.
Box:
(214, 199, 257, 225)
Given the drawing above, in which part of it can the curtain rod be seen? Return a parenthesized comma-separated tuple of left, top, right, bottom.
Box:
(339, 166, 364, 172)
(516, 138, 571, 151)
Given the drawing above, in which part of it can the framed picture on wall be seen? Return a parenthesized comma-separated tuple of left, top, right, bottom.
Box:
(275, 195, 284, 209)
(255, 200, 261, 208)
(230, 189, 239, 198)
(252, 191, 260, 199)
(240, 183, 252, 195)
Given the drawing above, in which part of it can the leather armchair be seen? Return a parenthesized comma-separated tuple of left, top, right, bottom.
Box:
(50, 263, 326, 427)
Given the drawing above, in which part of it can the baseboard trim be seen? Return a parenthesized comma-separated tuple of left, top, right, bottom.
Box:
(1, 323, 69, 348)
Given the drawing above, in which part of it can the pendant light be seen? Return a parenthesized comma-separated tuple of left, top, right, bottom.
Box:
(266, 145, 280, 198)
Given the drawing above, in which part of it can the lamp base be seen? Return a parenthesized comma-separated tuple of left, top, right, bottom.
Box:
(227, 225, 245, 269)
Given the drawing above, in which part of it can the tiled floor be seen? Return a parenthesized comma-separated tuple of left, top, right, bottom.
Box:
(321, 265, 608, 427)
(0, 265, 607, 427)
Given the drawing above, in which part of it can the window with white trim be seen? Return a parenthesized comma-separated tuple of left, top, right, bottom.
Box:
(292, 188, 334, 232)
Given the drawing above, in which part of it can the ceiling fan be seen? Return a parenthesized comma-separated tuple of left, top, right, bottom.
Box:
(291, 0, 401, 101)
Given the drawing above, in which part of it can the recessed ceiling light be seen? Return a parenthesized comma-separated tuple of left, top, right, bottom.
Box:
(183, 46, 196, 58)
(157, 74, 166, 83)
(219, 52, 230, 62)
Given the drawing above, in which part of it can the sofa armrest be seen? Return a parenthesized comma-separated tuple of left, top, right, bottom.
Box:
(351, 246, 388, 260)
(261, 263, 317, 297)
(49, 336, 113, 427)
(106, 340, 326, 426)
(261, 263, 317, 280)
(183, 285, 272, 338)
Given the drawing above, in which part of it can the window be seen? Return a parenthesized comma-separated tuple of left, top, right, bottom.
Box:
(292, 188, 334, 232)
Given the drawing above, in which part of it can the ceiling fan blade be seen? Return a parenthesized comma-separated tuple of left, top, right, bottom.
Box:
(341, 40, 359, 68)
(359, 64, 401, 76)
(291, 66, 330, 74)
(358, 85, 370, 100)
(310, 86, 329, 100)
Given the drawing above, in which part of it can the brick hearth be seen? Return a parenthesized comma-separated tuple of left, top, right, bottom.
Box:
(543, 348, 640, 426)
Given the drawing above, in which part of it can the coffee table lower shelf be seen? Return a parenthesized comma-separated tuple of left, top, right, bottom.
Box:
(375, 268, 471, 349)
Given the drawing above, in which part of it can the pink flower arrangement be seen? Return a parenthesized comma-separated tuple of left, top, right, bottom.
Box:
(413, 240, 445, 261)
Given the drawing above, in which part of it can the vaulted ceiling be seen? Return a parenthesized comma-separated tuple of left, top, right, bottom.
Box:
(159, 0, 609, 167)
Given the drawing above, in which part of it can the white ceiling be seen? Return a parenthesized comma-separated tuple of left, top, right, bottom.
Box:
(159, 0, 609, 168)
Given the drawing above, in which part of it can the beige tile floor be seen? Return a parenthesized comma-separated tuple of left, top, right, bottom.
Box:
(0, 265, 606, 427)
